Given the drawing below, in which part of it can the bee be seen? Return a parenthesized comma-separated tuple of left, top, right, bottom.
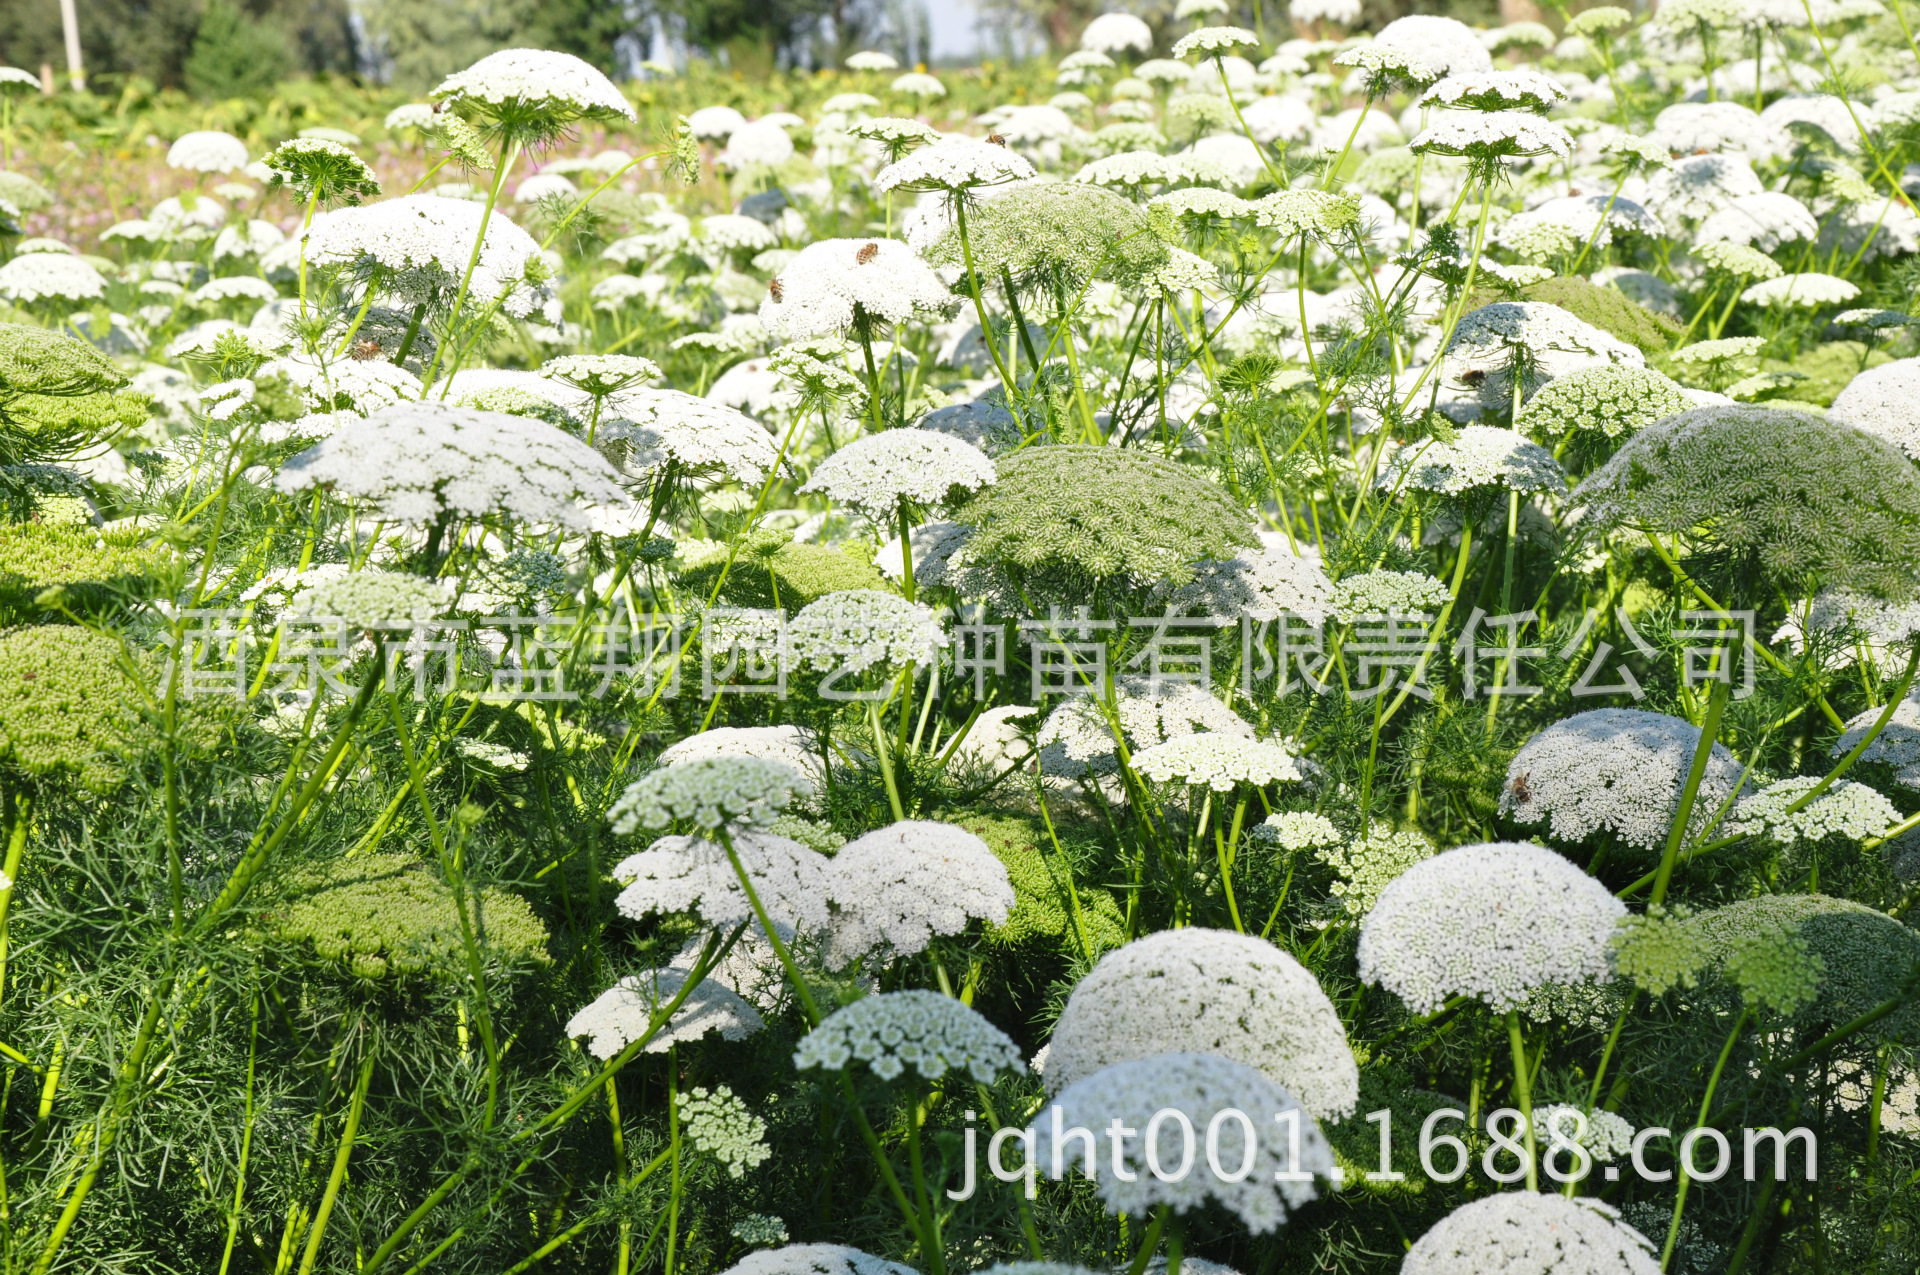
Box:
(1509, 771, 1532, 805)
(986, 133, 1007, 146)
(349, 338, 384, 361)
(855, 242, 879, 264)
(768, 277, 785, 302)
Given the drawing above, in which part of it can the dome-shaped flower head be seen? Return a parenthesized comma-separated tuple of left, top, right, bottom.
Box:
(1741, 271, 1859, 307)
(1829, 357, 1920, 460)
(759, 238, 953, 342)
(1152, 529, 1335, 622)
(1082, 12, 1154, 53)
(1172, 26, 1261, 59)
(567, 965, 765, 1059)
(1498, 194, 1662, 258)
(611, 828, 831, 932)
(1442, 302, 1645, 411)
(931, 181, 1171, 289)
(688, 105, 747, 141)
(1501, 708, 1744, 856)
(264, 138, 381, 206)
(1403, 1193, 1660, 1275)
(720, 1245, 917, 1275)
(1044, 928, 1360, 1119)
(800, 429, 995, 519)
(1421, 70, 1568, 114)
(1293, 0, 1363, 23)
(788, 589, 946, 679)
(303, 195, 556, 320)
(719, 119, 797, 171)
(610, 756, 804, 834)
(1130, 734, 1303, 791)
(1647, 153, 1766, 223)
(1359, 842, 1625, 1014)
(1763, 92, 1871, 153)
(1378, 425, 1568, 498)
(874, 138, 1036, 193)
(1517, 364, 1694, 440)
(1730, 776, 1900, 847)
(167, 130, 249, 173)
(1031, 1052, 1331, 1232)
(1686, 893, 1920, 1035)
(659, 726, 823, 798)
(541, 353, 661, 398)
(1572, 405, 1920, 599)
(825, 820, 1015, 969)
(1335, 15, 1493, 90)
(433, 48, 635, 145)
(599, 389, 779, 486)
(274, 402, 624, 529)
(793, 989, 1022, 1082)
(0, 627, 141, 793)
(846, 50, 899, 71)
(1411, 111, 1573, 174)
(891, 71, 946, 99)
(1648, 100, 1792, 161)
(0, 254, 105, 305)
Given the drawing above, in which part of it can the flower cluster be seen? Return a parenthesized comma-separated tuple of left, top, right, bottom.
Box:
(676, 1086, 772, 1177)
(1316, 829, 1436, 916)
(825, 820, 1015, 968)
(609, 757, 804, 833)
(792, 990, 1021, 1081)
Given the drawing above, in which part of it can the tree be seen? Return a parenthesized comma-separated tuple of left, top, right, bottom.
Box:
(184, 0, 292, 97)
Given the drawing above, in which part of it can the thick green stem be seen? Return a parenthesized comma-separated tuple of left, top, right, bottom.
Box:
(296, 1050, 376, 1275)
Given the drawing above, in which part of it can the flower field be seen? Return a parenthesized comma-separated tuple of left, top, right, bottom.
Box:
(2, 2, 1920, 1273)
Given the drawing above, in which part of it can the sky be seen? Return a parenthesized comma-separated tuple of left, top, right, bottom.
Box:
(928, 0, 983, 61)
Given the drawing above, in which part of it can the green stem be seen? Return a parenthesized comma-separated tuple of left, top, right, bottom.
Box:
(296, 1049, 376, 1275)
(1507, 1010, 1538, 1192)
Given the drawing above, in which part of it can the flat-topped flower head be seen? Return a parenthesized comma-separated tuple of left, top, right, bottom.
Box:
(541, 353, 661, 397)
(1335, 15, 1492, 89)
(599, 389, 779, 486)
(1032, 1052, 1330, 1231)
(1411, 112, 1573, 169)
(1443, 302, 1645, 410)
(1254, 189, 1361, 236)
(1649, 100, 1791, 162)
(1256, 811, 1344, 851)
(720, 1246, 917, 1275)
(1330, 569, 1450, 620)
(1421, 70, 1568, 114)
(0, 254, 106, 304)
(759, 238, 953, 341)
(1742, 272, 1859, 307)
(800, 429, 995, 518)
(1083, 12, 1154, 53)
(846, 50, 899, 71)
(1501, 709, 1744, 854)
(167, 130, 249, 173)
(1131, 734, 1303, 791)
(1403, 1193, 1660, 1275)
(264, 138, 381, 206)
(567, 966, 764, 1059)
(1567, 5, 1634, 36)
(1731, 776, 1900, 847)
(1173, 27, 1261, 58)
(611, 828, 829, 933)
(295, 570, 449, 627)
(825, 820, 1014, 968)
(1829, 358, 1920, 460)
(434, 48, 635, 143)
(1359, 842, 1625, 1013)
(1519, 364, 1694, 440)
(1045, 928, 1359, 1119)
(787, 590, 946, 677)
(1153, 529, 1336, 622)
(1693, 239, 1784, 281)
(794, 990, 1021, 1082)
(1648, 153, 1765, 222)
(1379, 425, 1568, 497)
(846, 117, 940, 162)
(610, 757, 804, 833)
(891, 71, 947, 100)
(303, 195, 556, 320)
(874, 138, 1035, 193)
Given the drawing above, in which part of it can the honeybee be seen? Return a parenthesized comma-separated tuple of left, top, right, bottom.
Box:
(1509, 771, 1532, 805)
(768, 277, 785, 302)
(855, 242, 879, 264)
(349, 338, 384, 361)
(986, 133, 1007, 146)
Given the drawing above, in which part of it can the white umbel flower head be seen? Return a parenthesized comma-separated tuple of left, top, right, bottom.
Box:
(274, 402, 623, 529)
(1032, 1052, 1330, 1232)
(433, 48, 636, 128)
(1329, 569, 1450, 621)
(542, 353, 662, 397)
(874, 139, 1037, 193)
(1648, 101, 1792, 161)
(1256, 811, 1344, 851)
(759, 238, 954, 340)
(1292, 0, 1363, 22)
(720, 120, 797, 170)
(1532, 1107, 1637, 1163)
(793, 990, 1022, 1081)
(1358, 842, 1626, 1014)
(610, 757, 804, 833)
(1082, 13, 1154, 53)
(1501, 709, 1743, 853)
(1131, 734, 1304, 791)
(1442, 302, 1645, 409)
(1421, 70, 1568, 114)
(1741, 272, 1860, 307)
(1402, 1193, 1660, 1275)
(1379, 426, 1568, 497)
(1647, 154, 1766, 223)
(688, 106, 747, 141)
(890, 72, 947, 99)
(1044, 928, 1360, 1120)
(1172, 27, 1261, 58)
(825, 820, 1015, 969)
(788, 590, 946, 677)
(660, 727, 824, 798)
(1829, 358, 1920, 459)
(1694, 192, 1819, 251)
(1730, 776, 1900, 846)
(1411, 111, 1574, 164)
(719, 1245, 916, 1275)
(601, 389, 778, 485)
(167, 130, 249, 173)
(566, 965, 764, 1059)
(800, 429, 995, 518)
(0, 253, 106, 303)
(846, 51, 899, 71)
(612, 830, 831, 932)
(303, 195, 557, 319)
(1335, 15, 1493, 87)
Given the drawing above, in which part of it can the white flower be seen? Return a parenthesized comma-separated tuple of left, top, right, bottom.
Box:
(1533, 1106, 1637, 1163)
(825, 820, 1015, 969)
(167, 130, 249, 173)
(874, 139, 1035, 192)
(384, 103, 435, 131)
(720, 120, 797, 170)
(1695, 192, 1819, 251)
(1292, 0, 1363, 23)
(265, 353, 425, 416)
(1131, 734, 1303, 791)
(600, 389, 778, 485)
(1358, 841, 1625, 1014)
(1762, 93, 1871, 153)
(566, 965, 764, 1059)
(1153, 529, 1336, 622)
(190, 276, 279, 306)
(1502, 708, 1744, 852)
(1402, 1193, 1659, 1275)
(1410, 111, 1573, 162)
(1670, 336, 1767, 365)
(877, 520, 973, 588)
(787, 590, 946, 677)
(1329, 569, 1449, 620)
(1172, 27, 1261, 58)
(1146, 245, 1220, 292)
(1379, 426, 1568, 496)
(1044, 928, 1359, 1120)
(1032, 1053, 1330, 1232)
(275, 402, 623, 528)
(1082, 12, 1154, 53)
(660, 726, 825, 799)
(1730, 776, 1900, 846)
(701, 214, 779, 253)
(1180, 134, 1269, 187)
(688, 105, 747, 140)
(513, 172, 575, 204)
(1498, 195, 1661, 255)
(0, 253, 105, 302)
(1773, 586, 1920, 670)
(719, 1246, 916, 1275)
(1742, 272, 1860, 306)
(610, 756, 804, 833)
(758, 238, 953, 341)
(1829, 358, 1920, 459)
(1335, 15, 1493, 86)
(1831, 692, 1920, 788)
(151, 194, 226, 234)
(846, 51, 899, 71)
(1442, 302, 1645, 409)
(433, 48, 635, 123)
(1647, 154, 1765, 223)
(1238, 95, 1318, 144)
(890, 72, 946, 99)
(303, 195, 557, 320)
(1318, 830, 1436, 916)
(1074, 150, 1197, 188)
(1648, 101, 1792, 161)
(294, 570, 449, 625)
(212, 219, 287, 260)
(793, 990, 1021, 1081)
(613, 829, 831, 933)
(541, 353, 661, 396)
(677, 1085, 772, 1177)
(1255, 811, 1343, 850)
(1039, 682, 1255, 780)
(1421, 70, 1568, 113)
(800, 429, 994, 518)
